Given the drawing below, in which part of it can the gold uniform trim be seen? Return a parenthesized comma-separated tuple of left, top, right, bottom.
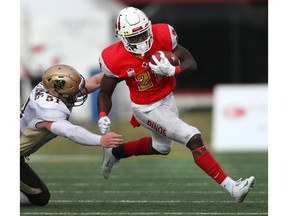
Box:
(20, 128, 50, 156)
(20, 180, 42, 195)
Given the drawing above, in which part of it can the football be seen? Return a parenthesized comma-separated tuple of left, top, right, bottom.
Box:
(150, 51, 180, 66)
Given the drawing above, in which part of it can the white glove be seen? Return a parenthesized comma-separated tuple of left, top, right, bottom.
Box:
(149, 51, 176, 77)
(98, 116, 111, 134)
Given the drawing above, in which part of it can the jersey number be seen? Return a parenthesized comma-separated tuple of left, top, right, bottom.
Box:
(135, 71, 163, 91)
(20, 92, 60, 118)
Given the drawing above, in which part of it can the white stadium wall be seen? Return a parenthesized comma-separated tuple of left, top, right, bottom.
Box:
(211, 84, 268, 152)
(20, 0, 125, 122)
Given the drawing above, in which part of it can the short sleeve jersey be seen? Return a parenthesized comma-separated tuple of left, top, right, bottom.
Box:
(99, 23, 178, 105)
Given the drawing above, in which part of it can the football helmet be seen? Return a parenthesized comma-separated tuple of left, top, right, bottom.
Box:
(42, 64, 88, 107)
(115, 7, 153, 55)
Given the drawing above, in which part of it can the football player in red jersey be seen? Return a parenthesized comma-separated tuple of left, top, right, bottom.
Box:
(94, 7, 255, 203)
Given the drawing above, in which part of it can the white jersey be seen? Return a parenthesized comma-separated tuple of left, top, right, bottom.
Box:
(20, 83, 71, 156)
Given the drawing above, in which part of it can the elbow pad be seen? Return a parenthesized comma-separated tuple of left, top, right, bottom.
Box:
(51, 120, 101, 146)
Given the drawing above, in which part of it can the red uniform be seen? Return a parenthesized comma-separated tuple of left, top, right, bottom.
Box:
(99, 24, 178, 105)
(99, 8, 256, 202)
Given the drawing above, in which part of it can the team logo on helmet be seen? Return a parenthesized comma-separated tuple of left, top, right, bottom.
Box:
(54, 80, 66, 90)
(42, 65, 88, 107)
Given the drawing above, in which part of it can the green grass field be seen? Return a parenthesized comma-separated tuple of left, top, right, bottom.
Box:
(20, 111, 268, 215)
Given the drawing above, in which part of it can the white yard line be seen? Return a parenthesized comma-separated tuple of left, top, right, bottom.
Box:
(50, 190, 267, 194)
(49, 200, 267, 204)
(20, 213, 268, 215)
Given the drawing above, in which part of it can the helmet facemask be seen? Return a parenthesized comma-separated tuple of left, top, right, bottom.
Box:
(120, 24, 153, 55)
(73, 78, 88, 107)
(55, 75, 88, 107)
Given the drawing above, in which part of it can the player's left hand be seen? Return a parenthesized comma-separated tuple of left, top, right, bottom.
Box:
(149, 52, 176, 77)
(98, 116, 111, 134)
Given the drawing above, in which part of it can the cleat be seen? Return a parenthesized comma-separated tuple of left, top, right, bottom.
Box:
(231, 176, 256, 203)
(102, 148, 119, 179)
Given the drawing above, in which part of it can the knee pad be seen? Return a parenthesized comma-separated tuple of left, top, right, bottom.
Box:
(20, 181, 50, 206)
(29, 190, 50, 206)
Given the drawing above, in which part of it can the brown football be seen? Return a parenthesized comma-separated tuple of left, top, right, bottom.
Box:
(150, 51, 180, 66)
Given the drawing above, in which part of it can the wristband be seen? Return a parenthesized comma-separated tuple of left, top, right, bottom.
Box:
(175, 66, 181, 75)
(98, 112, 107, 119)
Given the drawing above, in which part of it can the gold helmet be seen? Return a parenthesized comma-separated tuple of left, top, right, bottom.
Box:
(42, 64, 88, 107)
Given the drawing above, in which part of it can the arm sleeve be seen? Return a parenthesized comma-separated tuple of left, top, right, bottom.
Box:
(50, 120, 102, 146)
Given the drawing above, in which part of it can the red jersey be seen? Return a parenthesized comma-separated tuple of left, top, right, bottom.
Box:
(99, 23, 178, 105)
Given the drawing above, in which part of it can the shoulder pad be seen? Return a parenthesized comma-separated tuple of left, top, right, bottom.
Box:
(33, 92, 70, 121)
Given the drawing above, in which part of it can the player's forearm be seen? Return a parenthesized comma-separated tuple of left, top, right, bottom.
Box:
(174, 44, 197, 74)
(85, 72, 104, 94)
(51, 120, 101, 146)
(97, 92, 112, 116)
(180, 57, 197, 74)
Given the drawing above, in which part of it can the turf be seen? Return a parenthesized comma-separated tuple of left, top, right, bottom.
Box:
(20, 151, 267, 215)
(20, 111, 268, 215)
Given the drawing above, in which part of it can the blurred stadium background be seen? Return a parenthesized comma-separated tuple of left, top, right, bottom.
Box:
(19, 0, 268, 215)
(20, 0, 268, 152)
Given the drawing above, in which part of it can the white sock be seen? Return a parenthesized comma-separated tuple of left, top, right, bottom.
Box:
(220, 176, 235, 194)
(20, 191, 32, 206)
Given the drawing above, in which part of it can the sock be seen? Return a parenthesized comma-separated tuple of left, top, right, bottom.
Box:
(112, 137, 159, 159)
(220, 176, 235, 194)
(194, 149, 228, 184)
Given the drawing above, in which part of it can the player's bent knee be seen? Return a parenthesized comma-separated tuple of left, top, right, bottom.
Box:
(28, 189, 51, 206)
(153, 145, 171, 155)
(186, 134, 204, 150)
(34, 192, 50, 206)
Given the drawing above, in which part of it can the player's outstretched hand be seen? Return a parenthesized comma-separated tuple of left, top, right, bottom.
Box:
(100, 132, 123, 148)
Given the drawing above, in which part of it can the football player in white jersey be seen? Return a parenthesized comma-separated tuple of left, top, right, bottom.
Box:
(20, 64, 123, 206)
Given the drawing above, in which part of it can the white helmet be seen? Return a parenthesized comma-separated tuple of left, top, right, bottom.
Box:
(115, 7, 153, 55)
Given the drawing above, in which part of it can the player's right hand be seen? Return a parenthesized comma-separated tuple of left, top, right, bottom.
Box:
(149, 52, 176, 77)
(98, 116, 111, 134)
(100, 132, 123, 148)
